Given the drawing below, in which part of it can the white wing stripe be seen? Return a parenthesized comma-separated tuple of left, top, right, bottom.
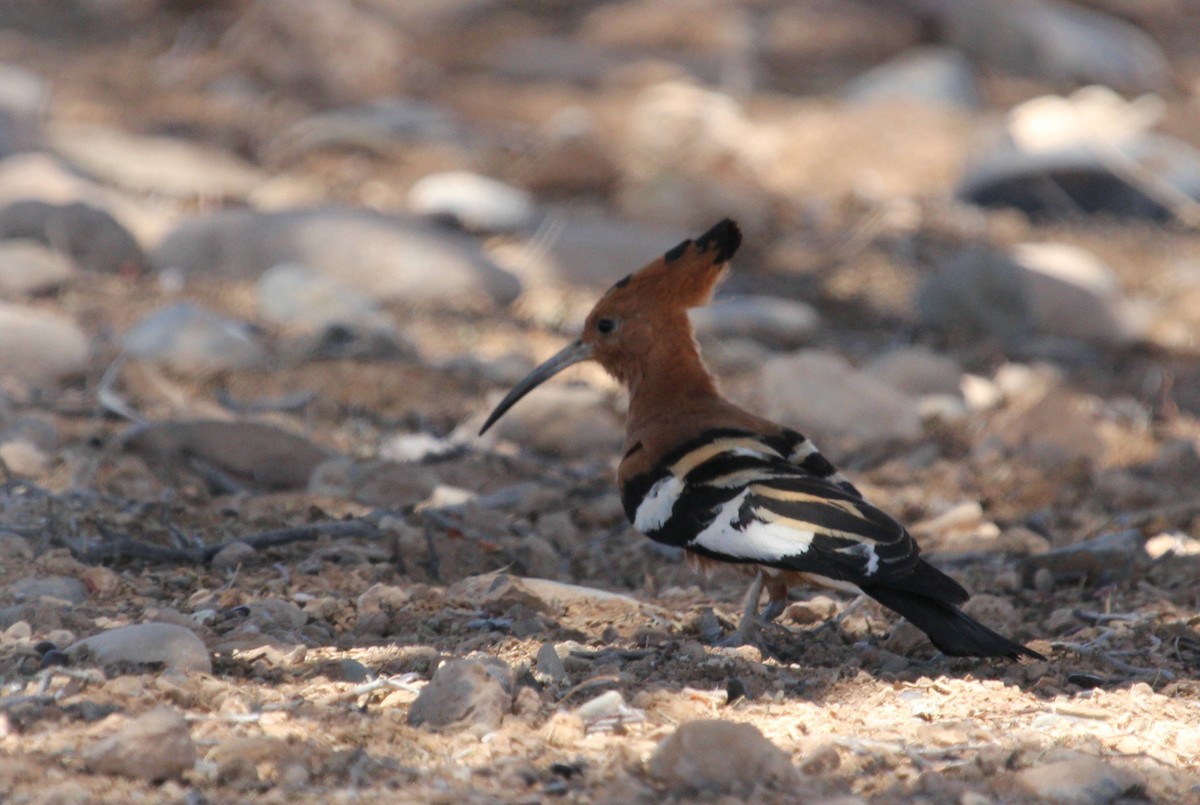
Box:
(633, 475, 684, 532)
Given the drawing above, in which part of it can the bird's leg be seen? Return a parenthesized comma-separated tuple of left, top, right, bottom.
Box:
(716, 571, 766, 647)
(761, 577, 790, 622)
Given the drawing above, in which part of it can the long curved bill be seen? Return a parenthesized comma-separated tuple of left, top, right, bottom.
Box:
(478, 340, 595, 435)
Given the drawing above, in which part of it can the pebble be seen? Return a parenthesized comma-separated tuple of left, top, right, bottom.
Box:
(67, 622, 212, 674)
(0, 63, 48, 155)
(206, 735, 310, 790)
(864, 346, 963, 398)
(841, 46, 981, 109)
(480, 382, 622, 458)
(1012, 242, 1131, 344)
(923, 0, 1168, 92)
(407, 658, 514, 733)
(121, 420, 332, 493)
(0, 532, 33, 561)
(210, 541, 256, 571)
(154, 208, 521, 306)
(1014, 755, 1141, 805)
(0, 438, 49, 476)
(1020, 529, 1149, 588)
(758, 349, 923, 448)
(572, 690, 645, 733)
(256, 262, 391, 333)
(0, 239, 73, 293)
(535, 642, 568, 684)
(354, 583, 412, 637)
(0, 199, 145, 274)
(123, 302, 267, 373)
(50, 124, 264, 200)
(690, 295, 820, 350)
(0, 301, 88, 385)
(83, 707, 196, 782)
(407, 171, 535, 233)
(8, 576, 86, 605)
(785, 595, 839, 625)
(649, 720, 798, 794)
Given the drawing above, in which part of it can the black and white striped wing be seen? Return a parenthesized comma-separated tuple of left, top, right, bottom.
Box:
(621, 429, 920, 586)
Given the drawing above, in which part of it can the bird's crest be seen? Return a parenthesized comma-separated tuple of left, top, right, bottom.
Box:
(597, 218, 742, 314)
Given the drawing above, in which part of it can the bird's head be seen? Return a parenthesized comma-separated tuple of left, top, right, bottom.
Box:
(479, 218, 741, 435)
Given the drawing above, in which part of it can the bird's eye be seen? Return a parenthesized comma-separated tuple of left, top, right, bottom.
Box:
(597, 318, 617, 335)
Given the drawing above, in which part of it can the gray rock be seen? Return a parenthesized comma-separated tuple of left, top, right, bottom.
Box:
(919, 0, 1168, 92)
(83, 707, 196, 782)
(842, 47, 981, 109)
(121, 420, 333, 494)
(154, 208, 520, 306)
(649, 720, 798, 794)
(49, 124, 264, 200)
(1019, 529, 1149, 588)
(0, 199, 145, 273)
(0, 532, 32, 561)
(535, 642, 567, 684)
(244, 599, 308, 638)
(407, 658, 513, 733)
(759, 350, 923, 448)
(0, 301, 88, 385)
(916, 244, 1130, 344)
(1014, 242, 1131, 344)
(961, 131, 1200, 222)
(864, 347, 962, 398)
(210, 540, 256, 571)
(408, 171, 535, 233)
(354, 583, 412, 637)
(8, 576, 86, 605)
(1014, 754, 1141, 805)
(480, 382, 622, 458)
(68, 622, 212, 674)
(257, 262, 388, 331)
(0, 62, 48, 155)
(123, 302, 267, 373)
(690, 295, 820, 350)
(0, 239, 72, 294)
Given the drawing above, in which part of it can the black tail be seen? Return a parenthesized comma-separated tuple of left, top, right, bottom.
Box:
(862, 584, 1045, 661)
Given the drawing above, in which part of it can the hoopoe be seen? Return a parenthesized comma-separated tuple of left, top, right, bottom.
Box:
(480, 220, 1043, 661)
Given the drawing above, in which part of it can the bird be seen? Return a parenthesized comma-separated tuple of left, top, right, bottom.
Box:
(479, 219, 1044, 661)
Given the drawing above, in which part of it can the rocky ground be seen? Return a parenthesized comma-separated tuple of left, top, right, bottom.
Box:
(1, 1, 1199, 803)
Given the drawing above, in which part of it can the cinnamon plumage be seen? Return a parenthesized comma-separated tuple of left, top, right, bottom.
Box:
(480, 219, 1042, 661)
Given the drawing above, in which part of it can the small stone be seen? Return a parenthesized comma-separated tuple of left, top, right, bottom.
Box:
(759, 349, 923, 449)
(785, 595, 839, 625)
(123, 302, 267, 373)
(535, 642, 568, 684)
(1020, 529, 1149, 587)
(207, 735, 310, 789)
(257, 262, 391, 333)
(0, 438, 49, 476)
(573, 690, 645, 733)
(8, 576, 86, 605)
(0, 199, 144, 274)
(1014, 755, 1141, 805)
(407, 658, 514, 733)
(0, 239, 73, 294)
(354, 583, 411, 637)
(864, 347, 963, 399)
(1044, 607, 1078, 633)
(68, 622, 212, 674)
(50, 124, 264, 200)
(211, 541, 257, 571)
(408, 171, 535, 233)
(649, 720, 798, 794)
(83, 707, 196, 781)
(1033, 567, 1056, 594)
(0, 302, 88, 385)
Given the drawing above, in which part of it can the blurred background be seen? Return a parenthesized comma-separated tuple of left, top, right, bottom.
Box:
(1, 2, 1199, 802)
